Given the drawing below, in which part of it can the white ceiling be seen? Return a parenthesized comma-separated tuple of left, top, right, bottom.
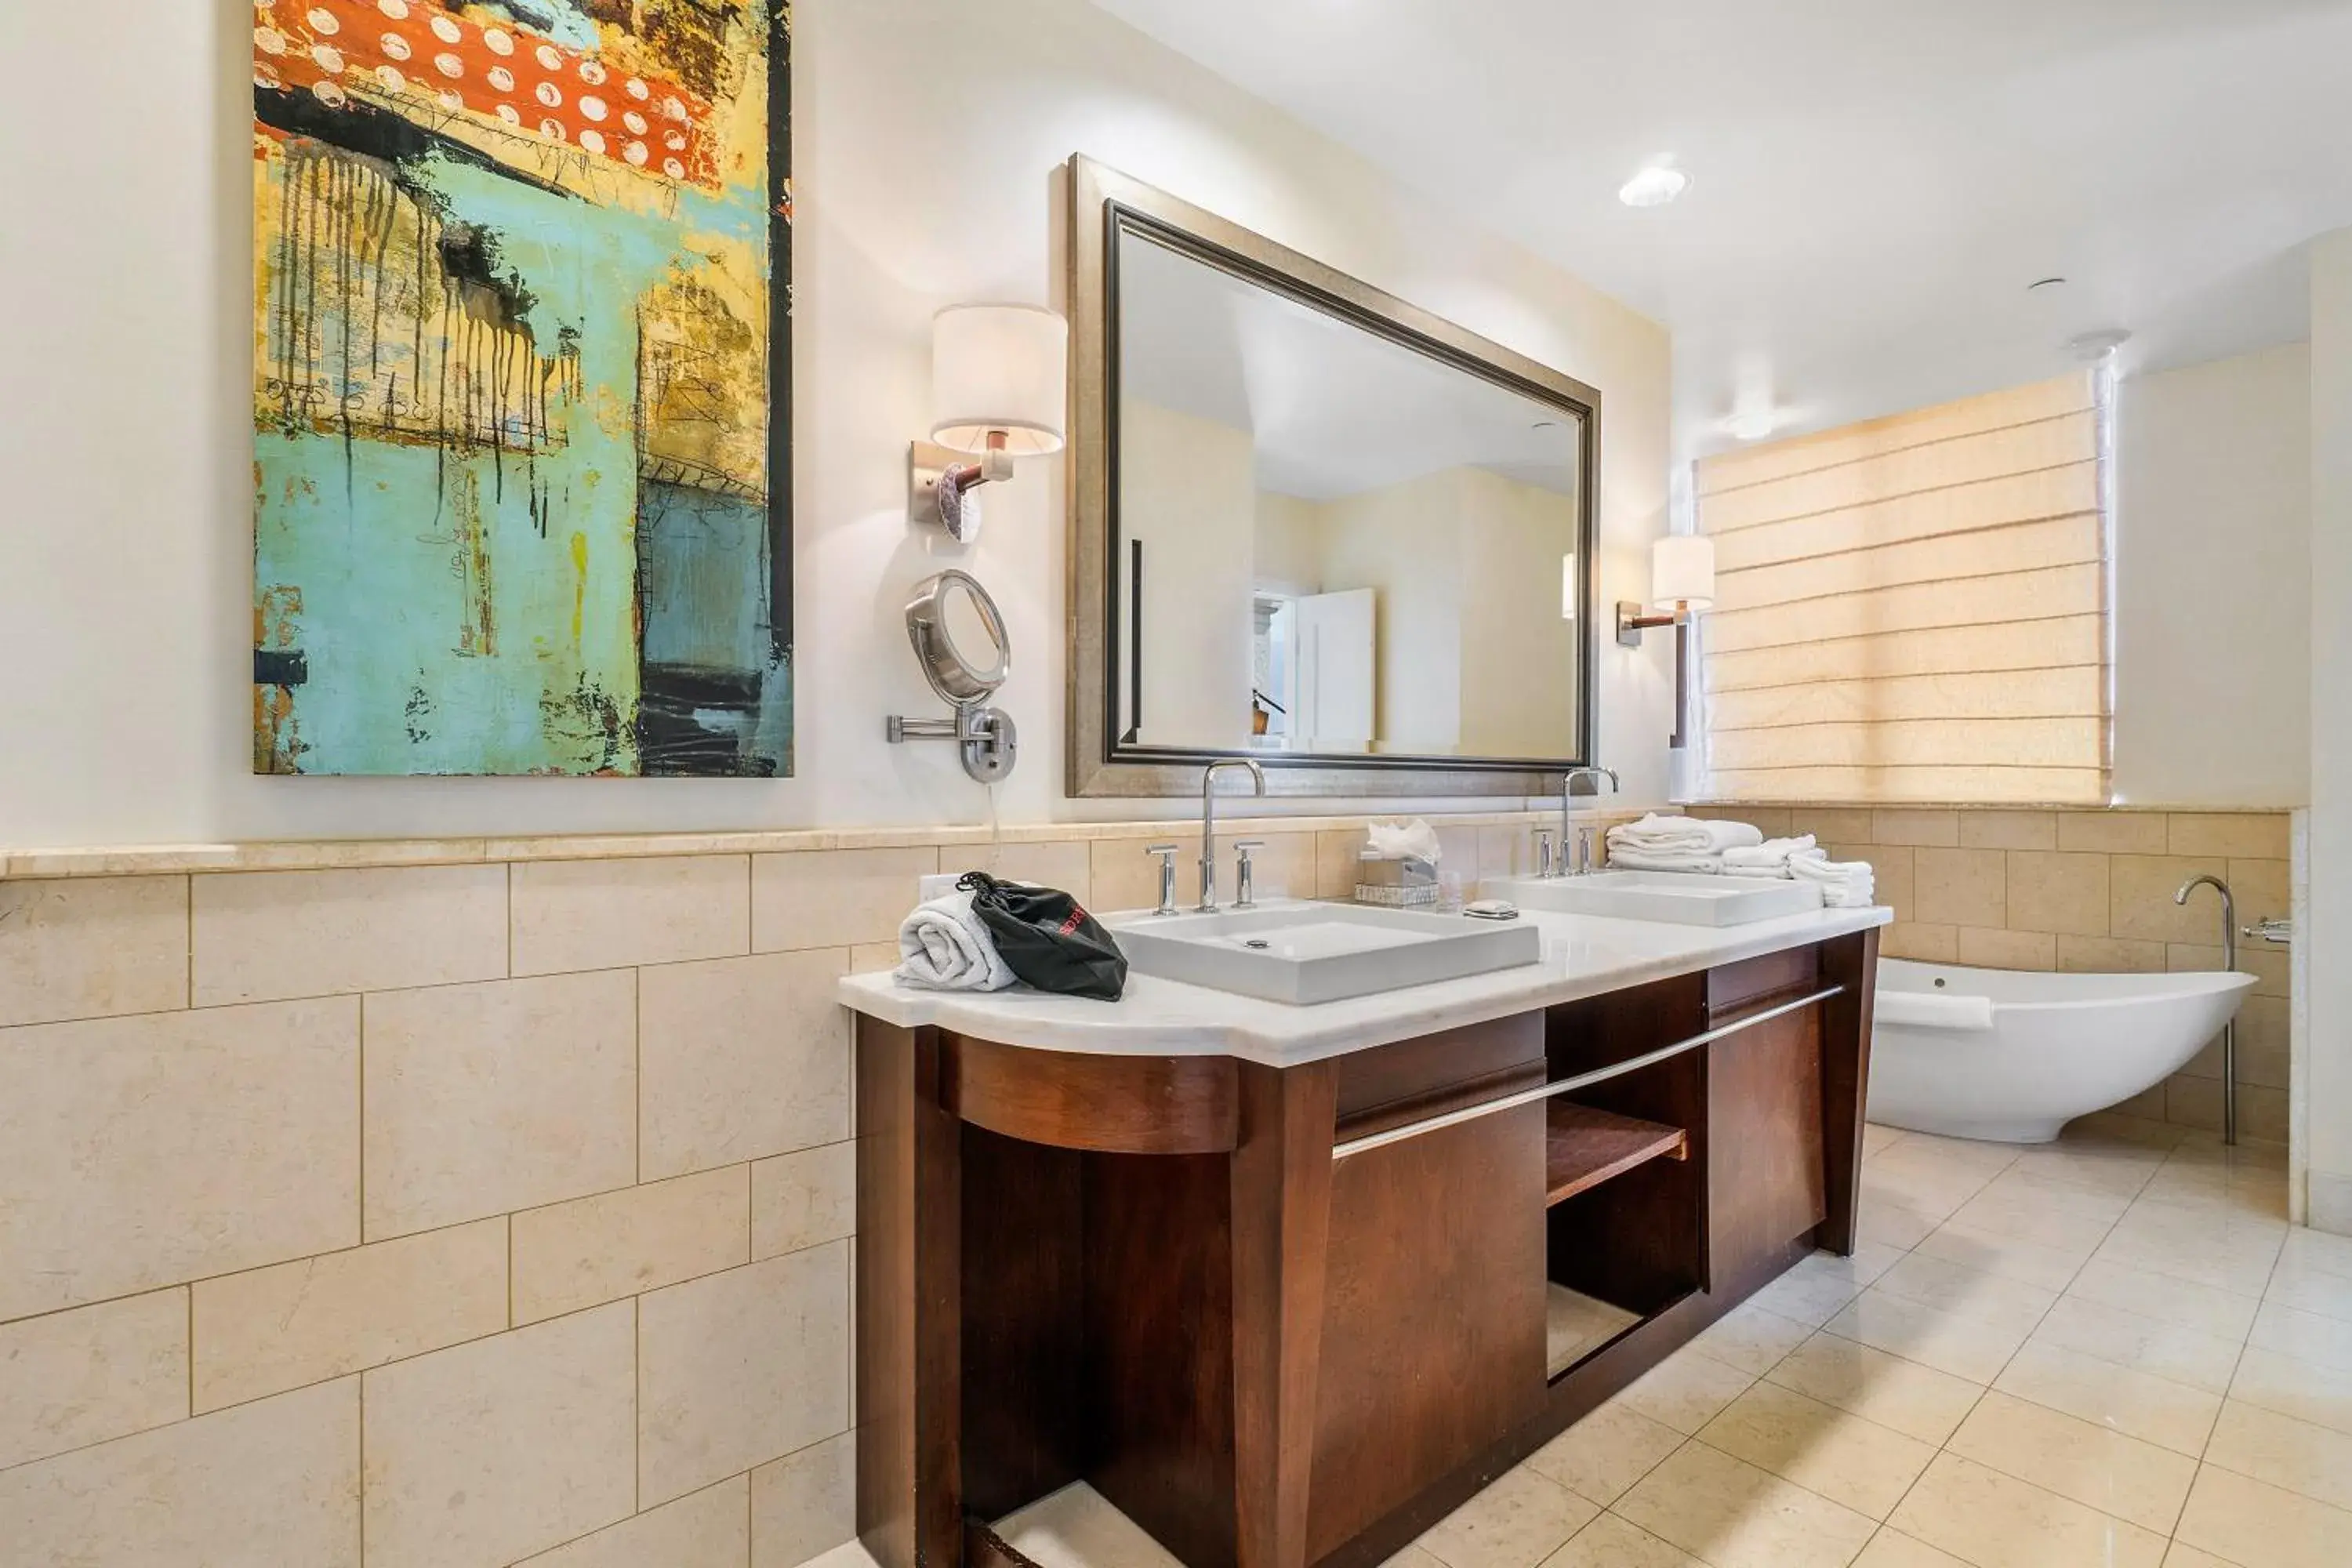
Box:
(1118, 230, 1583, 501)
(1087, 0, 2352, 459)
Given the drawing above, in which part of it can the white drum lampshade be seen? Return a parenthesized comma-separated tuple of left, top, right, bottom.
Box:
(931, 305, 1069, 456)
(1650, 535, 1717, 612)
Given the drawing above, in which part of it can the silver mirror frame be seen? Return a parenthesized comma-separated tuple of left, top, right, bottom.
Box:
(1064, 155, 1602, 799)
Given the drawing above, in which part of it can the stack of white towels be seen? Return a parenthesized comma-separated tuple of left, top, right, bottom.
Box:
(1605, 814, 1876, 909)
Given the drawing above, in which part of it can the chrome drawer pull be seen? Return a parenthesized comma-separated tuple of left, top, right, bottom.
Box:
(1328, 985, 1846, 1162)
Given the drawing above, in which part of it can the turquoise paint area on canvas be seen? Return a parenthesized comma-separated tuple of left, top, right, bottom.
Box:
(256, 143, 769, 775)
(638, 481, 771, 671)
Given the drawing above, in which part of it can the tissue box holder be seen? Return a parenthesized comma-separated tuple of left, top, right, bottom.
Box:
(1356, 853, 1440, 908)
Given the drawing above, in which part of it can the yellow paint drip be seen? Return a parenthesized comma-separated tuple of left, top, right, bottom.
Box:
(570, 532, 589, 646)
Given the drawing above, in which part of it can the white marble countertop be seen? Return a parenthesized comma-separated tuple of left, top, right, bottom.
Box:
(837, 902, 1891, 1066)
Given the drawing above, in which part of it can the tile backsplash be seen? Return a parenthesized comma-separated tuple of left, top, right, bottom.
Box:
(0, 808, 1596, 1565)
(1687, 805, 2294, 1142)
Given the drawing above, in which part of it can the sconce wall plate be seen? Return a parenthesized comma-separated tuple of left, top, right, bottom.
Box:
(1617, 601, 1696, 751)
(1617, 601, 1678, 648)
(886, 706, 1019, 782)
(909, 441, 1014, 543)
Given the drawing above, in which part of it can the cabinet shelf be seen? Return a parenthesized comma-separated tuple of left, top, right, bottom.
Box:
(1544, 1102, 1689, 1207)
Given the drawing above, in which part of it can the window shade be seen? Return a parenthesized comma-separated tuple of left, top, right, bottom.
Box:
(1694, 373, 2110, 805)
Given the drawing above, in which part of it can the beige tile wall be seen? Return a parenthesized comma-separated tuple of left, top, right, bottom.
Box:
(1689, 806, 2295, 1142)
(0, 810, 1593, 1564)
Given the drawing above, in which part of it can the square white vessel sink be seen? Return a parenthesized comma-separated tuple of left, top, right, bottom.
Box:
(1485, 871, 1822, 927)
(1105, 901, 1542, 1005)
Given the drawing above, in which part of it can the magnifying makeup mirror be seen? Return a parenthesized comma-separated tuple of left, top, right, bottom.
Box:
(887, 570, 1019, 782)
(908, 570, 1010, 704)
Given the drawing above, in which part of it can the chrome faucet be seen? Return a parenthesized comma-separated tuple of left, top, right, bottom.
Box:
(2176, 874, 2238, 1145)
(1199, 759, 1267, 911)
(1557, 767, 1619, 877)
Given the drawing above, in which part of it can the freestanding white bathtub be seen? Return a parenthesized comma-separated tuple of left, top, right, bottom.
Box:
(1867, 958, 2256, 1142)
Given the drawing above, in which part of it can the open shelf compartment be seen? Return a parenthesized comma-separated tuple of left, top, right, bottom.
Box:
(1544, 1101, 1688, 1207)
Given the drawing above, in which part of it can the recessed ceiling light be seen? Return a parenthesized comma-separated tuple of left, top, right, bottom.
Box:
(1725, 410, 1776, 441)
(2065, 327, 2132, 361)
(1618, 165, 1689, 208)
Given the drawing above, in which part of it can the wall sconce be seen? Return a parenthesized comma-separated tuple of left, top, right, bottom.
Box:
(1617, 535, 1716, 750)
(909, 304, 1069, 543)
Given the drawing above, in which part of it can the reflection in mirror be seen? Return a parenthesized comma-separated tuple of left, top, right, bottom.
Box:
(1113, 227, 1588, 763)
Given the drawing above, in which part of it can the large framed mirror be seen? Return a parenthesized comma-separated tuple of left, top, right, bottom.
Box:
(1067, 157, 1600, 797)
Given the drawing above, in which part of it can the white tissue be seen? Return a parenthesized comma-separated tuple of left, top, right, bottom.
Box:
(1365, 818, 1444, 864)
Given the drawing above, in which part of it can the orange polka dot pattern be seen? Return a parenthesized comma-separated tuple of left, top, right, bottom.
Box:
(252, 0, 718, 188)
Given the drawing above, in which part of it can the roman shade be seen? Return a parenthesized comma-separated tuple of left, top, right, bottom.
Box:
(1693, 372, 2110, 804)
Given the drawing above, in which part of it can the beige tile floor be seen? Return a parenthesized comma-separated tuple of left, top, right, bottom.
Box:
(996, 1116, 2352, 1568)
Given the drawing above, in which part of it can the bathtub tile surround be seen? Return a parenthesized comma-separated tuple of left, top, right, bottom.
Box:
(1690, 806, 2294, 1140)
(0, 807, 1603, 1563)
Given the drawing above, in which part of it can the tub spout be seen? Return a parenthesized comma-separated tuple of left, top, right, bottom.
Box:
(2175, 874, 2238, 1144)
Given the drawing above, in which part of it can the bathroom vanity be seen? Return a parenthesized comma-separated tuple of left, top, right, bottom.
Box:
(841, 904, 1886, 1568)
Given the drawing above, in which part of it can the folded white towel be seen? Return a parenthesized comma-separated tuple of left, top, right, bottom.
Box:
(1608, 814, 1765, 855)
(1721, 836, 1819, 877)
(1787, 849, 1875, 909)
(895, 890, 1016, 992)
(1606, 848, 1726, 874)
(1878, 989, 1995, 1032)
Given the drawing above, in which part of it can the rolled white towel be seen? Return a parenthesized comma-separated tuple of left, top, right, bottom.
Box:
(1878, 989, 1995, 1032)
(1607, 814, 1766, 855)
(1721, 836, 1819, 877)
(895, 890, 1016, 992)
(1605, 849, 1726, 874)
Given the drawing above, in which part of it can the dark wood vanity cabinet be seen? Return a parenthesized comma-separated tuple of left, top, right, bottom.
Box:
(1704, 948, 1830, 1290)
(1707, 1003, 1828, 1288)
(1308, 1022, 1549, 1562)
(855, 928, 1878, 1568)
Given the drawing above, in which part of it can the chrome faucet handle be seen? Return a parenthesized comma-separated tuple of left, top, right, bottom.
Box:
(1534, 829, 1557, 880)
(1573, 826, 1595, 877)
(1144, 844, 1181, 916)
(1560, 766, 1619, 879)
(1233, 840, 1267, 908)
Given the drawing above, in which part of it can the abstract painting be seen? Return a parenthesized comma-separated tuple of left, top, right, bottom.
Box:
(252, 0, 791, 775)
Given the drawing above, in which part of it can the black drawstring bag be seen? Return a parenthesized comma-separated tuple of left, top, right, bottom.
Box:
(957, 871, 1129, 1001)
